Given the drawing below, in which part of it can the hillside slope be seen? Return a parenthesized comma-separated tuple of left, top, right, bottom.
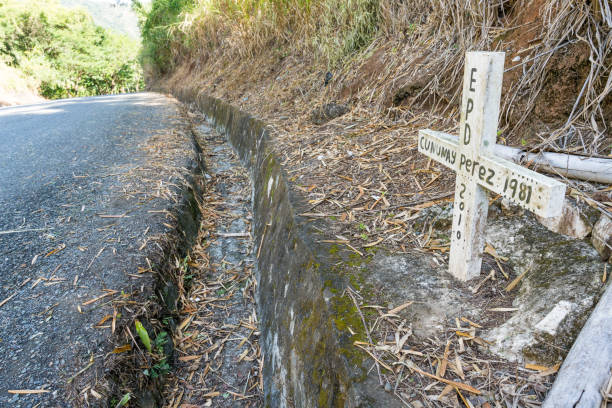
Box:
(59, 0, 142, 39)
(143, 0, 611, 157)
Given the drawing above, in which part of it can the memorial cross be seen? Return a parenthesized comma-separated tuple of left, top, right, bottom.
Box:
(418, 52, 566, 281)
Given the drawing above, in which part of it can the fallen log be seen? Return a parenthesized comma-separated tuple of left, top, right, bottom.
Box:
(494, 145, 612, 184)
(542, 279, 612, 407)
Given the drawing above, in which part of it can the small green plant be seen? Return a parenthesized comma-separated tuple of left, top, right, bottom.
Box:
(152, 359, 171, 378)
(181, 256, 189, 271)
(134, 320, 152, 352)
(143, 358, 171, 378)
(115, 393, 130, 408)
(154, 331, 168, 354)
(142, 330, 172, 378)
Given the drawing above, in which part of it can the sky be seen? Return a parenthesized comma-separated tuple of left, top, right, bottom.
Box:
(58, 0, 143, 39)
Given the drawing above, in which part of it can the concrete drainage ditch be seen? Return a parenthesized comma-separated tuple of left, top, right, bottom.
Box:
(162, 120, 263, 406)
(174, 90, 402, 407)
(114, 94, 387, 406)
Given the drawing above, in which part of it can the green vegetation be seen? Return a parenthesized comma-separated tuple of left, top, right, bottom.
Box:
(0, 0, 143, 99)
(137, 0, 379, 76)
(135, 321, 172, 379)
(134, 320, 152, 352)
(135, 0, 194, 75)
(145, 331, 171, 378)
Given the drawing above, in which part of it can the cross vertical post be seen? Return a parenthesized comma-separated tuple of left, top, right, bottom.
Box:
(449, 52, 505, 281)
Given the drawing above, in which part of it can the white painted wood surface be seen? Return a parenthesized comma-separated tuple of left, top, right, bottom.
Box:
(422, 131, 612, 184)
(542, 279, 612, 407)
(449, 52, 505, 281)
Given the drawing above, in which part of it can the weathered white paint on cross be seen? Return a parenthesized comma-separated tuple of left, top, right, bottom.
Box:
(418, 52, 566, 281)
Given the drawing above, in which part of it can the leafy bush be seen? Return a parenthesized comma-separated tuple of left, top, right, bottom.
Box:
(135, 0, 195, 75)
(0, 0, 143, 99)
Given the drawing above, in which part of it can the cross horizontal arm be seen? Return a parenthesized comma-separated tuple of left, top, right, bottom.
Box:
(418, 129, 566, 218)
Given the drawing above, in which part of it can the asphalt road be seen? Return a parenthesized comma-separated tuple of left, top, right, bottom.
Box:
(0, 93, 199, 406)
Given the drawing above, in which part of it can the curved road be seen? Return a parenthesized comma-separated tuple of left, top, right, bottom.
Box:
(0, 93, 198, 406)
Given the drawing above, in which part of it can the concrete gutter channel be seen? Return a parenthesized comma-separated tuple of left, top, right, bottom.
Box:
(171, 88, 403, 407)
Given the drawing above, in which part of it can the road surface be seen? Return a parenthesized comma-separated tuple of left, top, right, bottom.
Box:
(0, 93, 200, 406)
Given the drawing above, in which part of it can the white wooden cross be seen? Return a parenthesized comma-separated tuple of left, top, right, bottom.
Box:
(418, 52, 566, 281)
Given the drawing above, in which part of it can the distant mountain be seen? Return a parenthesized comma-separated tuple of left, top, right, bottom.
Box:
(58, 0, 143, 39)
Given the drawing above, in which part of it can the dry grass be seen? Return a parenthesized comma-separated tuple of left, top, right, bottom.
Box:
(352, 293, 558, 407)
(169, 0, 378, 64)
(156, 0, 611, 156)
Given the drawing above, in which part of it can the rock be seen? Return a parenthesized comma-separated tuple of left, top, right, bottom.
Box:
(536, 200, 592, 239)
(534, 300, 575, 335)
(592, 215, 612, 261)
(413, 204, 453, 230)
(484, 213, 604, 364)
(365, 253, 466, 339)
(369, 203, 606, 365)
(311, 102, 349, 125)
(391, 77, 429, 106)
(324, 71, 333, 86)
(500, 198, 524, 216)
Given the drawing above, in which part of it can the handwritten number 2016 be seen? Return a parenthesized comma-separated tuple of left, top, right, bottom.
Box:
(503, 177, 532, 204)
